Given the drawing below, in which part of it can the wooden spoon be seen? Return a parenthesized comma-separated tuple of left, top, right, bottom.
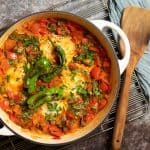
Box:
(112, 7, 150, 150)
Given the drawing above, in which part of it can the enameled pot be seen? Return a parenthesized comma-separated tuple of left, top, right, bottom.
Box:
(0, 11, 130, 145)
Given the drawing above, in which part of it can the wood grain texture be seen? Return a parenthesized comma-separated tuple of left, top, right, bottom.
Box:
(112, 7, 150, 150)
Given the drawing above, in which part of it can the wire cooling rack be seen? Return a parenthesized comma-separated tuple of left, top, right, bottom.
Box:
(0, 0, 149, 150)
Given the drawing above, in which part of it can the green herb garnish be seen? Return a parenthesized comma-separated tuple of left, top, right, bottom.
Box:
(5, 75, 10, 82)
(93, 80, 101, 96)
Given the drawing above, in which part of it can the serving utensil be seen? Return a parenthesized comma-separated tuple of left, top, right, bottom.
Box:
(112, 7, 150, 150)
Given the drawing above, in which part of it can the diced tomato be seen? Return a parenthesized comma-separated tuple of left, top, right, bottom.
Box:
(82, 38, 88, 43)
(99, 48, 107, 57)
(84, 113, 95, 123)
(9, 113, 20, 124)
(94, 56, 101, 66)
(72, 34, 83, 44)
(70, 25, 84, 44)
(66, 111, 74, 119)
(22, 120, 33, 129)
(89, 46, 99, 52)
(68, 62, 77, 70)
(67, 24, 77, 32)
(12, 105, 22, 115)
(48, 76, 62, 87)
(86, 82, 92, 92)
(90, 66, 101, 80)
(6, 51, 17, 60)
(17, 41, 23, 47)
(6, 90, 21, 101)
(89, 96, 98, 106)
(36, 80, 47, 86)
(25, 46, 33, 54)
(0, 100, 10, 111)
(0, 51, 5, 59)
(26, 46, 42, 55)
(75, 48, 84, 55)
(4, 39, 16, 51)
(39, 27, 48, 35)
(14, 94, 21, 102)
(53, 136, 61, 139)
(74, 97, 83, 105)
(67, 23, 82, 32)
(99, 82, 111, 93)
(30, 23, 41, 34)
(98, 71, 109, 84)
(98, 98, 107, 110)
(32, 111, 45, 126)
(29, 22, 47, 35)
(42, 122, 50, 133)
(0, 59, 10, 75)
(73, 30, 84, 37)
(66, 119, 79, 130)
(49, 124, 63, 137)
(47, 18, 57, 24)
(6, 90, 14, 100)
(39, 19, 48, 26)
(57, 27, 62, 35)
(103, 59, 111, 68)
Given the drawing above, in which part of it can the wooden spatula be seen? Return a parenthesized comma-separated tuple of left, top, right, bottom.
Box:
(112, 7, 150, 150)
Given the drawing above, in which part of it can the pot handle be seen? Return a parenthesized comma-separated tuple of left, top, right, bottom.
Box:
(0, 125, 14, 136)
(90, 20, 130, 75)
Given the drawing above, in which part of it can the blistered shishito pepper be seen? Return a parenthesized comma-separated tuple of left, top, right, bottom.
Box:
(26, 74, 39, 94)
(24, 40, 66, 93)
(42, 42, 66, 83)
(24, 57, 51, 93)
(27, 87, 64, 109)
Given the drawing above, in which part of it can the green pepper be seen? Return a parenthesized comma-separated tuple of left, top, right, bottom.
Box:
(49, 40, 66, 66)
(24, 40, 66, 93)
(25, 74, 39, 93)
(27, 87, 64, 109)
(92, 80, 101, 96)
(42, 66, 63, 83)
(24, 57, 51, 93)
(32, 95, 51, 109)
(42, 41, 66, 82)
(74, 51, 95, 66)
(35, 57, 50, 72)
(56, 45, 66, 66)
(48, 23, 57, 33)
(29, 57, 51, 77)
(21, 36, 39, 49)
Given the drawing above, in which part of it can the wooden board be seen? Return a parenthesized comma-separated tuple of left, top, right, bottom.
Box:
(112, 6, 150, 150)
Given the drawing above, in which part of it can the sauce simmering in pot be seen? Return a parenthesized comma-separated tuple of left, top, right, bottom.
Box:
(0, 18, 111, 138)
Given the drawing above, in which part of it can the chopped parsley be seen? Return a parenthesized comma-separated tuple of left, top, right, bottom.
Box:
(9, 100, 15, 106)
(48, 23, 57, 33)
(70, 69, 78, 80)
(47, 102, 62, 114)
(92, 80, 101, 96)
(45, 113, 57, 123)
(9, 60, 14, 65)
(21, 36, 39, 49)
(74, 43, 95, 66)
(5, 75, 10, 82)
(22, 111, 31, 119)
(45, 102, 62, 123)
(76, 85, 88, 97)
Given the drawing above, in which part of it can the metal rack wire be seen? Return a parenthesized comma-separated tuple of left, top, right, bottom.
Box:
(0, 0, 149, 149)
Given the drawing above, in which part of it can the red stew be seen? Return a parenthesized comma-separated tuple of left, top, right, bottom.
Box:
(0, 18, 111, 138)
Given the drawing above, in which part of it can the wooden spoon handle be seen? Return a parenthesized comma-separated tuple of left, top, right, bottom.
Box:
(112, 70, 132, 150)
